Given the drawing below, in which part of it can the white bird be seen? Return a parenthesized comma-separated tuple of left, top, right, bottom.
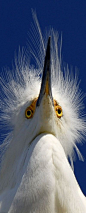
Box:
(0, 13, 86, 213)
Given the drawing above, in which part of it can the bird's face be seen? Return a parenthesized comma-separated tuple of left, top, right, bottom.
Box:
(25, 94, 61, 139)
(23, 38, 63, 147)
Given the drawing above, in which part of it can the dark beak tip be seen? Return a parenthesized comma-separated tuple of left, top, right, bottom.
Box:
(36, 36, 53, 107)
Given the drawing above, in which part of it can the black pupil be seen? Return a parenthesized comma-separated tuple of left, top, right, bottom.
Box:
(58, 109, 61, 114)
(27, 110, 31, 116)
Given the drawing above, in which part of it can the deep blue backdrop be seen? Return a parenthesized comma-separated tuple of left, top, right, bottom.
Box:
(0, 0, 86, 195)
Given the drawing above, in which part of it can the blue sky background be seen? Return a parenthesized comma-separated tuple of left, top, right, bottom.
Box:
(0, 0, 86, 195)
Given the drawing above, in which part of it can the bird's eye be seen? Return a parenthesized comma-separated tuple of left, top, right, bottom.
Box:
(25, 108, 33, 119)
(54, 100, 63, 118)
(55, 106, 63, 118)
(25, 98, 38, 119)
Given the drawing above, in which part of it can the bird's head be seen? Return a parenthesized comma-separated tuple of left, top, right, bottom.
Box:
(8, 35, 85, 164)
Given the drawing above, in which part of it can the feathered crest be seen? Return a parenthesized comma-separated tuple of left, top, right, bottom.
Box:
(0, 11, 86, 174)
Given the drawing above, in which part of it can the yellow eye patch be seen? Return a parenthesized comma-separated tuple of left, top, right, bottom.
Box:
(54, 100, 63, 118)
(25, 98, 37, 119)
(25, 98, 63, 119)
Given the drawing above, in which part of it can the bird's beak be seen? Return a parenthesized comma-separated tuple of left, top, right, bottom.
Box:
(36, 37, 54, 106)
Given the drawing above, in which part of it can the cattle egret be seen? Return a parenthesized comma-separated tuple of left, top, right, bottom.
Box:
(0, 14, 86, 213)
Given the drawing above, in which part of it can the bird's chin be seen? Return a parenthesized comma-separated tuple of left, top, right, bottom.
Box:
(29, 131, 56, 147)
